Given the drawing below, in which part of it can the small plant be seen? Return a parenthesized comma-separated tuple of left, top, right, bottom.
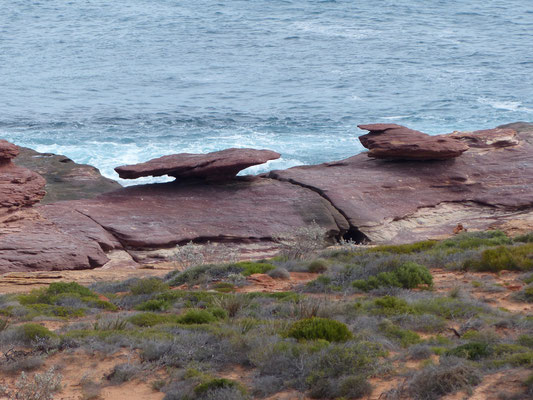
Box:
(177, 309, 217, 324)
(1, 367, 63, 400)
(352, 262, 433, 291)
(406, 357, 481, 399)
(307, 259, 328, 273)
(194, 378, 246, 396)
(135, 299, 171, 311)
(129, 278, 169, 295)
(371, 296, 416, 316)
(287, 317, 352, 342)
(18, 324, 57, 344)
(106, 363, 141, 384)
(273, 222, 327, 260)
(446, 342, 491, 360)
(463, 243, 533, 272)
(268, 267, 290, 280)
(128, 312, 177, 327)
(380, 320, 421, 348)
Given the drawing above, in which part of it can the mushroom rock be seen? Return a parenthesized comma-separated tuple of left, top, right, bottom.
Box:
(0, 140, 46, 217)
(115, 148, 281, 180)
(269, 124, 533, 243)
(357, 123, 469, 160)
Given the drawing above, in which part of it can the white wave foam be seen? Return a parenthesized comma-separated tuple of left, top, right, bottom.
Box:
(477, 98, 533, 113)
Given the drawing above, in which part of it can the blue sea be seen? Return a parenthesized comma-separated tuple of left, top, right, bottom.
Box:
(1, 0, 532, 185)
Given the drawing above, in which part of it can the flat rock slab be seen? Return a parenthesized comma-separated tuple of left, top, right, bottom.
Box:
(75, 177, 348, 248)
(115, 148, 281, 180)
(358, 123, 469, 160)
(0, 209, 110, 273)
(0, 177, 348, 271)
(270, 126, 533, 243)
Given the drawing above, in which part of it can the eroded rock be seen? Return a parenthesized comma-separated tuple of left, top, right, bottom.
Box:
(358, 123, 469, 160)
(115, 148, 281, 180)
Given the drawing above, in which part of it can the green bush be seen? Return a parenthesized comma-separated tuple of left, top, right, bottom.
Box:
(446, 342, 491, 360)
(18, 282, 98, 305)
(287, 317, 352, 342)
(307, 259, 329, 273)
(353, 262, 433, 291)
(380, 321, 421, 347)
(135, 299, 170, 312)
(518, 334, 533, 348)
(338, 375, 373, 399)
(129, 278, 169, 295)
(194, 378, 246, 396)
(463, 243, 533, 272)
(212, 282, 235, 293)
(514, 232, 533, 243)
(26, 304, 85, 318)
(233, 261, 276, 276)
(128, 312, 177, 327)
(369, 240, 437, 254)
(371, 296, 416, 316)
(18, 323, 57, 343)
(437, 230, 511, 250)
(177, 309, 217, 325)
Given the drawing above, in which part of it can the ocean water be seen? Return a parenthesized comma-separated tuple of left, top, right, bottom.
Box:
(1, 0, 532, 185)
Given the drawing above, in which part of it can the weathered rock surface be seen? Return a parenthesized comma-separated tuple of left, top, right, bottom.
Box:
(15, 147, 121, 203)
(0, 142, 45, 218)
(1, 177, 348, 271)
(270, 124, 533, 243)
(0, 209, 110, 273)
(358, 123, 469, 160)
(115, 148, 281, 180)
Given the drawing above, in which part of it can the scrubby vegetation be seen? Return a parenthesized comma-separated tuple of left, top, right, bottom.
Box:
(0, 230, 531, 399)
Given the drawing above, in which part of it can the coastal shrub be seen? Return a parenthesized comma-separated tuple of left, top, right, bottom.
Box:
(514, 232, 533, 243)
(406, 357, 481, 399)
(128, 312, 177, 327)
(352, 262, 432, 291)
(273, 222, 327, 259)
(337, 375, 373, 399)
(107, 363, 142, 384)
(369, 240, 437, 254)
(307, 259, 328, 273)
(287, 317, 352, 342)
(412, 297, 487, 319)
(135, 299, 171, 311)
(268, 267, 290, 280)
(18, 282, 97, 305)
(212, 282, 235, 293)
(0, 356, 44, 375)
(380, 320, 421, 348)
(1, 367, 63, 400)
(436, 230, 511, 250)
(177, 309, 217, 325)
(234, 261, 276, 276)
(370, 296, 416, 316)
(446, 342, 491, 360)
(194, 378, 246, 396)
(129, 278, 169, 295)
(18, 323, 57, 343)
(463, 243, 533, 272)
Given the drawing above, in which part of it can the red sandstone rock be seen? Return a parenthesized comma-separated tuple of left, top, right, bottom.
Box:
(358, 123, 469, 160)
(115, 148, 281, 180)
(0, 141, 45, 217)
(270, 124, 533, 243)
(0, 140, 19, 161)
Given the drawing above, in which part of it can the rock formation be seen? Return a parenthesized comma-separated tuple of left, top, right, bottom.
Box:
(270, 124, 533, 243)
(15, 147, 121, 203)
(0, 141, 45, 218)
(115, 148, 281, 180)
(1, 123, 532, 273)
(358, 123, 469, 160)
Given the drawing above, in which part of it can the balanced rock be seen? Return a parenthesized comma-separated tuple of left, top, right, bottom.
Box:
(115, 148, 281, 180)
(358, 123, 469, 160)
(270, 124, 533, 243)
(0, 140, 45, 217)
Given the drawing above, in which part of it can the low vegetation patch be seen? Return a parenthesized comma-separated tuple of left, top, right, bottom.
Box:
(287, 317, 353, 342)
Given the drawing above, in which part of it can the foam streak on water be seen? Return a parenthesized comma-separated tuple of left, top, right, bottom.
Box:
(1, 0, 532, 185)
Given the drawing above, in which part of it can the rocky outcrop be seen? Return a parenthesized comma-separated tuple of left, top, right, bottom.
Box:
(0, 142, 45, 218)
(115, 148, 281, 180)
(0, 176, 348, 272)
(1, 123, 533, 272)
(358, 123, 469, 160)
(270, 124, 533, 243)
(15, 147, 121, 203)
